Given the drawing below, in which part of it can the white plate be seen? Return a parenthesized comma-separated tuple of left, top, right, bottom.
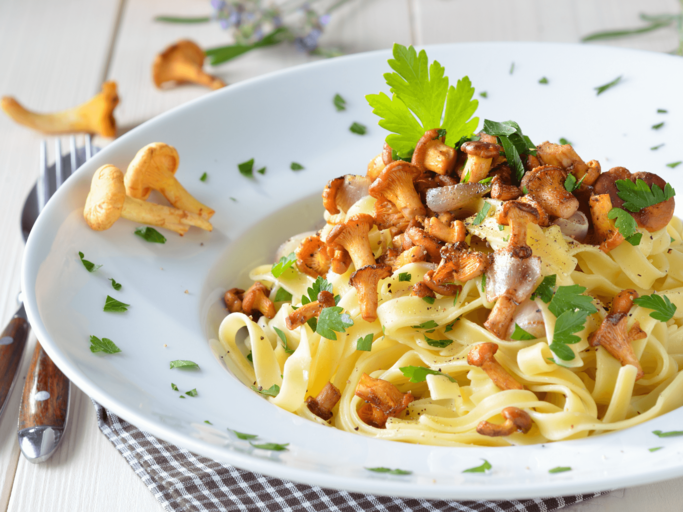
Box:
(22, 43, 683, 500)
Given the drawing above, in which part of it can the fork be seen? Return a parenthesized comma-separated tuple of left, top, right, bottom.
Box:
(11, 135, 94, 463)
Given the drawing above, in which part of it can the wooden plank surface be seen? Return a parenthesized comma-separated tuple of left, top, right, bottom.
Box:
(2, 0, 683, 510)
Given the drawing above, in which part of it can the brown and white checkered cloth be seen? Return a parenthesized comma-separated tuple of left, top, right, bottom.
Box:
(93, 402, 608, 512)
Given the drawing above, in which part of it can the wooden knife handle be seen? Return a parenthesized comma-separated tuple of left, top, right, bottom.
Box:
(0, 314, 29, 417)
(18, 341, 69, 431)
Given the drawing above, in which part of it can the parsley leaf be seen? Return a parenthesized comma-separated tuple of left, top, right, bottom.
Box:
(272, 252, 297, 278)
(185, 388, 198, 397)
(510, 324, 536, 340)
(246, 351, 253, 363)
(553, 309, 589, 345)
(472, 202, 492, 225)
(200, 172, 208, 182)
(232, 430, 258, 440)
(171, 383, 178, 391)
(204, 420, 212, 424)
(653, 430, 683, 438)
(479, 91, 488, 98)
(78, 251, 102, 272)
(481, 120, 534, 180)
(134, 227, 166, 243)
(239, 159, 256, 177)
(400, 366, 455, 383)
(479, 176, 493, 184)
(398, 272, 412, 282)
(549, 466, 572, 474)
(412, 320, 439, 329)
(356, 333, 373, 352)
(304, 276, 334, 303)
(651, 144, 665, 151)
(667, 161, 682, 169)
(103, 295, 129, 313)
(564, 173, 586, 193)
(365, 467, 412, 475)
(539, 77, 549, 84)
(333, 93, 346, 111)
(532, 275, 556, 303)
(109, 278, 122, 291)
(594, 75, 622, 95)
(616, 179, 676, 213)
(257, 167, 266, 175)
(482, 120, 516, 136)
(290, 162, 304, 171)
(251, 384, 280, 397)
(549, 342, 575, 361)
(273, 326, 294, 354)
(250, 442, 288, 451)
(633, 294, 677, 322)
(365, 44, 479, 155)
(510, 62, 515, 74)
(350, 122, 367, 135)
(463, 459, 492, 473)
(170, 360, 199, 370)
(649, 447, 663, 452)
(89, 335, 121, 354)
(548, 285, 597, 317)
(652, 122, 665, 130)
(422, 296, 435, 305)
(657, 108, 668, 113)
(608, 208, 638, 239)
(559, 138, 572, 146)
(273, 287, 293, 302)
(424, 335, 452, 348)
(316, 307, 354, 340)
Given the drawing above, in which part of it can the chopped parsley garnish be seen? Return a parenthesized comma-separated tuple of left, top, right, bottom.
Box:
(649, 447, 663, 452)
(498, 224, 505, 231)
(422, 296, 435, 305)
(170, 360, 199, 370)
(171, 383, 179, 391)
(522, 186, 529, 194)
(479, 176, 493, 184)
(109, 278, 122, 291)
(179, 395, 186, 399)
(316, 307, 354, 340)
(365, 43, 479, 156)
(480, 91, 488, 98)
(653, 430, 683, 438)
(547, 285, 597, 361)
(481, 120, 535, 180)
(103, 295, 129, 313)
(509, 62, 515, 74)
(250, 442, 288, 451)
(424, 335, 452, 348)
(273, 287, 293, 302)
(333, 93, 346, 111)
(615, 179, 676, 213)
(356, 333, 373, 352)
(548, 285, 598, 318)
(531, 275, 556, 303)
(651, 144, 664, 151)
(400, 366, 455, 383)
(412, 320, 439, 329)
(559, 138, 572, 146)
(608, 208, 641, 245)
(453, 289, 460, 306)
(398, 272, 412, 282)
(252, 384, 280, 397)
(510, 324, 536, 340)
(230, 197, 237, 202)
(185, 388, 198, 397)
(564, 173, 586, 193)
(549, 466, 572, 474)
(135, 227, 166, 243)
(246, 351, 253, 363)
(204, 420, 212, 424)
(78, 251, 102, 272)
(232, 430, 258, 440)
(667, 161, 682, 169)
(539, 77, 549, 84)
(257, 167, 266, 175)
(273, 326, 294, 354)
(657, 109, 668, 114)
(200, 172, 207, 182)
(481, 274, 486, 292)
(463, 459, 491, 473)
(302, 276, 334, 304)
(271, 252, 297, 278)
(89, 335, 121, 354)
(290, 162, 304, 171)
(633, 294, 677, 322)
(238, 158, 255, 177)
(350, 122, 367, 135)
(594, 75, 622, 95)
(365, 467, 412, 475)
(472, 202, 491, 225)
(652, 122, 664, 130)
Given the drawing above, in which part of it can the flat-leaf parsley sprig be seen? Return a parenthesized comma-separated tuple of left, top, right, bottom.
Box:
(366, 44, 479, 157)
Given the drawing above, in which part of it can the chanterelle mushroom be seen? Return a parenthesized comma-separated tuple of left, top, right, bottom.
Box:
(588, 289, 646, 379)
(459, 141, 502, 183)
(411, 129, 457, 175)
(355, 373, 414, 424)
(520, 165, 579, 219)
(124, 143, 215, 220)
(485, 202, 542, 339)
(296, 235, 331, 278)
(306, 382, 342, 421)
(84, 165, 212, 235)
(536, 141, 599, 186)
(426, 218, 467, 244)
(589, 194, 624, 253)
(477, 406, 532, 437)
(326, 214, 376, 270)
(404, 225, 444, 262)
(1, 81, 119, 137)
(242, 282, 276, 319)
(467, 342, 524, 390)
(285, 290, 335, 329)
(322, 175, 372, 215)
(490, 164, 522, 201)
(153, 40, 225, 90)
(224, 288, 245, 313)
(374, 198, 410, 235)
(369, 161, 426, 220)
(432, 242, 490, 284)
(349, 264, 392, 322)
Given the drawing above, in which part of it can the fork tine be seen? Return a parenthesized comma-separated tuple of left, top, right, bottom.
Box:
(37, 141, 49, 212)
(85, 134, 92, 161)
(69, 135, 77, 178)
(55, 139, 64, 189)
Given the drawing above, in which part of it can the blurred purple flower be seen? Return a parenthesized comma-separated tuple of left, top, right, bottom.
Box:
(294, 28, 321, 52)
(319, 14, 331, 26)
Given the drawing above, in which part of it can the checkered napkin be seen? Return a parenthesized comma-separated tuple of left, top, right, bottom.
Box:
(93, 402, 607, 512)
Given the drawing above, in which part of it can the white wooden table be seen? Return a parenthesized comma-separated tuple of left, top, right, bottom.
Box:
(0, 1, 681, 510)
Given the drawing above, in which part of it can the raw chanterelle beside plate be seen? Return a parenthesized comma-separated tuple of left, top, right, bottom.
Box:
(21, 43, 683, 500)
